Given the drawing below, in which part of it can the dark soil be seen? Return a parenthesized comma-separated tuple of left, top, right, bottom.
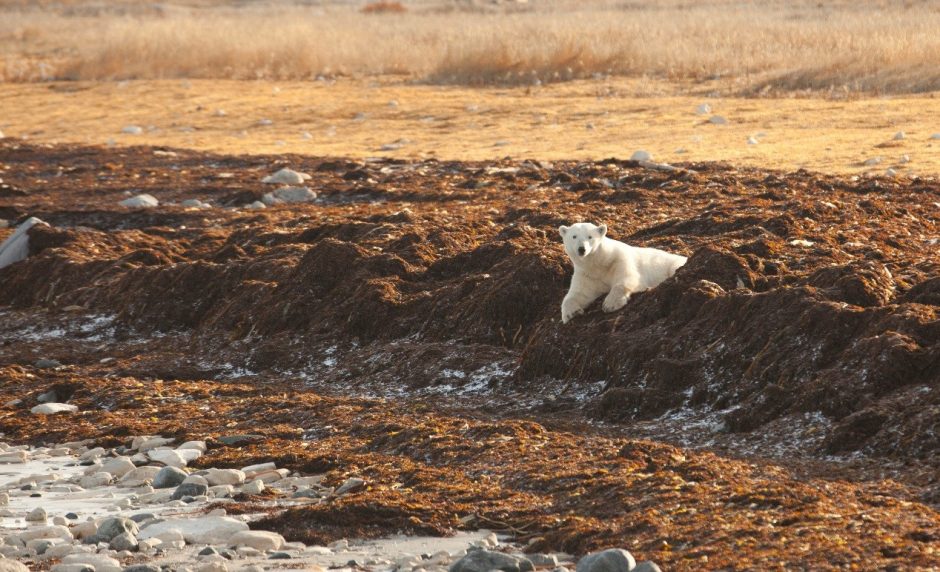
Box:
(0, 141, 938, 570)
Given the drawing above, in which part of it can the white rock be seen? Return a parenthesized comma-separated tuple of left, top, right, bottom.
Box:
(15, 525, 73, 542)
(708, 115, 728, 125)
(62, 554, 121, 572)
(79, 447, 106, 461)
(0, 217, 48, 270)
(148, 449, 187, 468)
(205, 469, 246, 486)
(119, 194, 158, 208)
(31, 403, 79, 416)
(747, 136, 759, 145)
(46, 543, 84, 558)
(328, 538, 349, 551)
(235, 546, 261, 558)
(51, 565, 95, 572)
(175, 448, 202, 463)
(0, 451, 27, 464)
(695, 103, 711, 115)
(138, 516, 248, 544)
(70, 521, 98, 540)
(241, 479, 265, 495)
(262, 168, 310, 185)
(629, 150, 652, 162)
(177, 441, 207, 452)
(119, 466, 161, 486)
(229, 530, 285, 551)
(180, 199, 210, 209)
(245, 201, 266, 209)
(886, 167, 898, 177)
(241, 462, 276, 478)
(893, 131, 905, 140)
(79, 472, 112, 489)
(208, 485, 234, 497)
(182, 474, 208, 486)
(252, 469, 288, 483)
(864, 157, 883, 166)
(121, 125, 143, 135)
(197, 562, 228, 572)
(0, 493, 8, 504)
(134, 436, 174, 451)
(789, 239, 815, 247)
(99, 456, 135, 478)
(272, 186, 317, 203)
(899, 154, 911, 164)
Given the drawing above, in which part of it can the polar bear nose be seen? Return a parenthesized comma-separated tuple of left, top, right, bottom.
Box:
(577, 246, 586, 256)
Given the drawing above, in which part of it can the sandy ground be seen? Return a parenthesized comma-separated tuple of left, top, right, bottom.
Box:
(2, 78, 940, 175)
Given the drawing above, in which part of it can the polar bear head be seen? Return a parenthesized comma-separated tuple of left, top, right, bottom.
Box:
(558, 222, 607, 260)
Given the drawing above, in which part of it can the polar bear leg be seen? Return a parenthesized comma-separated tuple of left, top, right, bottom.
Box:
(561, 274, 605, 324)
(602, 272, 640, 313)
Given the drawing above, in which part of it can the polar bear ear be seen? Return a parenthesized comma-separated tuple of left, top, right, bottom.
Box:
(558, 225, 569, 237)
(597, 223, 607, 237)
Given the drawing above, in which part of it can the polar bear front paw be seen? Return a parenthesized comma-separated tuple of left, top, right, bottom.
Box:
(602, 293, 629, 313)
(561, 301, 583, 324)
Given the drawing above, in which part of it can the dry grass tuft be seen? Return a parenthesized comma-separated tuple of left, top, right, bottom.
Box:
(3, 1, 940, 94)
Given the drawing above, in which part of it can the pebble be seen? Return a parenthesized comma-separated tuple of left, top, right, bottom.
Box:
(121, 125, 143, 135)
(708, 115, 728, 125)
(930, 133, 940, 140)
(123, 566, 161, 572)
(177, 441, 207, 452)
(449, 549, 534, 572)
(50, 565, 94, 572)
(31, 403, 78, 415)
(99, 457, 136, 478)
(261, 186, 317, 205)
(26, 506, 47, 522)
(153, 466, 188, 489)
(334, 477, 365, 495)
(575, 549, 636, 572)
(138, 516, 248, 544)
(528, 554, 559, 567)
(109, 531, 139, 552)
(135, 437, 175, 452)
(171, 481, 208, 500)
(62, 554, 122, 572)
(229, 530, 285, 551)
(262, 168, 309, 185)
(899, 154, 911, 164)
(629, 150, 652, 162)
(148, 448, 187, 468)
(245, 201, 266, 210)
(79, 472, 112, 489)
(863, 156, 883, 166)
(893, 131, 905, 140)
(632, 562, 662, 572)
(240, 479, 265, 495)
(95, 517, 139, 542)
(695, 103, 711, 115)
(205, 469, 246, 486)
(119, 466, 161, 487)
(180, 199, 211, 209)
(118, 194, 159, 208)
(34, 358, 63, 369)
(747, 136, 759, 145)
(241, 462, 275, 478)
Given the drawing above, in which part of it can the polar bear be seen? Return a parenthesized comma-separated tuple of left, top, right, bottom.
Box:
(559, 222, 687, 323)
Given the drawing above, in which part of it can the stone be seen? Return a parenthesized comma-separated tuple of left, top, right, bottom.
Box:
(119, 466, 161, 487)
(241, 461, 275, 477)
(135, 437, 174, 452)
(148, 448, 187, 468)
(129, 513, 156, 523)
(0, 217, 47, 270)
(50, 565, 95, 572)
(62, 554, 122, 572)
(123, 566, 161, 572)
(449, 549, 534, 572)
(109, 532, 138, 552)
(0, 493, 8, 505)
(334, 477, 365, 496)
(529, 554, 559, 567)
(864, 156, 883, 166)
(37, 390, 59, 402)
(209, 485, 234, 498)
(632, 563, 661, 572)
(180, 199, 210, 209)
(16, 525, 73, 542)
(99, 457, 136, 478)
(34, 359, 63, 369)
(894, 131, 906, 140)
(138, 516, 248, 544)
(152, 466, 188, 489)
(95, 517, 139, 542)
(240, 479, 264, 495)
(31, 403, 78, 415)
(0, 559, 30, 571)
(119, 194, 158, 208)
(228, 530, 285, 551)
(0, 451, 27, 463)
(575, 549, 636, 572)
(205, 469, 245, 486)
(695, 103, 711, 115)
(930, 133, 940, 140)
(175, 448, 202, 463)
(269, 552, 291, 559)
(262, 168, 309, 185)
(80, 472, 112, 489)
(221, 435, 264, 448)
(708, 115, 728, 125)
(26, 507, 47, 522)
(79, 447, 106, 461)
(122, 125, 143, 135)
(629, 150, 652, 162)
(177, 441, 207, 452)
(196, 563, 228, 572)
(245, 201, 266, 210)
(170, 480, 208, 499)
(747, 136, 759, 145)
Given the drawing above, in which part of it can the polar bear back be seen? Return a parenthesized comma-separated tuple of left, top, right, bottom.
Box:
(617, 242, 687, 291)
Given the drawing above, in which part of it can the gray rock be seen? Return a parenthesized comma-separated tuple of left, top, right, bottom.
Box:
(334, 477, 365, 496)
(123, 566, 161, 572)
(37, 390, 58, 402)
(34, 359, 63, 369)
(26, 507, 47, 522)
(708, 115, 728, 125)
(153, 466, 188, 489)
(119, 194, 159, 208)
(632, 563, 661, 572)
(292, 489, 321, 499)
(271, 186, 316, 203)
(129, 513, 156, 523)
(109, 531, 138, 552)
(269, 553, 291, 560)
(96, 517, 139, 541)
(529, 554, 559, 567)
(198, 547, 219, 556)
(449, 549, 534, 572)
(0, 562, 31, 572)
(171, 482, 209, 500)
(31, 403, 78, 415)
(218, 434, 264, 446)
(65, 512, 79, 520)
(575, 549, 636, 572)
(0, 217, 47, 270)
(629, 150, 652, 162)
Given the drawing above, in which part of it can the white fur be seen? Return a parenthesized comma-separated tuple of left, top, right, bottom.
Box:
(558, 222, 687, 323)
